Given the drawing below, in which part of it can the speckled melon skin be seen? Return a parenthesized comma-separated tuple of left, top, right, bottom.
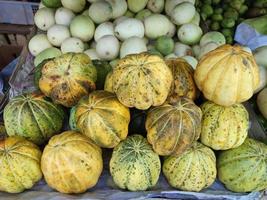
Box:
(163, 142, 216, 192)
(39, 53, 97, 107)
(146, 98, 202, 156)
(4, 92, 65, 145)
(110, 135, 161, 191)
(41, 131, 103, 194)
(0, 136, 42, 193)
(76, 90, 130, 148)
(112, 53, 173, 110)
(217, 138, 267, 193)
(200, 101, 249, 150)
(166, 58, 197, 102)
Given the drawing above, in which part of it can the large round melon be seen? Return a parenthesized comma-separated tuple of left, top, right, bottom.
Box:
(110, 135, 161, 191)
(41, 131, 103, 194)
(146, 97, 202, 156)
(39, 53, 97, 107)
(0, 136, 42, 193)
(217, 138, 267, 192)
(76, 91, 130, 148)
(163, 142, 216, 192)
(166, 58, 197, 102)
(194, 45, 260, 106)
(201, 101, 249, 150)
(112, 53, 173, 110)
(4, 92, 65, 145)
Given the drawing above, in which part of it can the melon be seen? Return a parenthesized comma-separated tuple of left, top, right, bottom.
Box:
(110, 135, 161, 191)
(34, 7, 55, 31)
(128, 0, 148, 13)
(42, 0, 61, 8)
(177, 23, 203, 45)
(34, 47, 62, 67)
(88, 1, 113, 24)
(120, 36, 147, 58)
(61, 37, 84, 53)
(96, 35, 120, 60)
(84, 49, 100, 60)
(70, 15, 95, 42)
(4, 92, 65, 145)
(55, 7, 75, 26)
(0, 136, 42, 193)
(28, 34, 52, 56)
(94, 22, 114, 41)
(61, 0, 86, 13)
(47, 24, 70, 47)
(171, 2, 196, 25)
(147, 0, 164, 13)
(144, 14, 170, 39)
(114, 18, 145, 41)
(107, 0, 127, 19)
(200, 31, 226, 47)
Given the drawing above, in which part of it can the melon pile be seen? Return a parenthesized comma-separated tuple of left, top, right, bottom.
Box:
(0, 0, 267, 196)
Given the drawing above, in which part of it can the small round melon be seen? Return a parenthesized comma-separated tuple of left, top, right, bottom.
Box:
(34, 47, 62, 67)
(181, 56, 198, 69)
(55, 7, 75, 26)
(171, 2, 196, 25)
(70, 15, 95, 42)
(94, 22, 114, 42)
(47, 24, 70, 47)
(135, 9, 152, 20)
(144, 14, 170, 39)
(61, 37, 84, 53)
(177, 23, 203, 45)
(174, 42, 193, 57)
(120, 36, 147, 58)
(96, 35, 120, 60)
(155, 36, 174, 56)
(89, 1, 113, 24)
(198, 42, 219, 59)
(147, 0, 164, 13)
(200, 31, 226, 47)
(165, 0, 196, 16)
(42, 0, 61, 8)
(107, 0, 127, 19)
(115, 18, 144, 41)
(166, 21, 176, 37)
(61, 0, 86, 13)
(84, 49, 100, 60)
(190, 11, 200, 25)
(113, 16, 128, 26)
(34, 8, 55, 31)
(28, 34, 52, 56)
(254, 65, 267, 94)
(165, 53, 177, 59)
(192, 44, 201, 57)
(128, 0, 149, 13)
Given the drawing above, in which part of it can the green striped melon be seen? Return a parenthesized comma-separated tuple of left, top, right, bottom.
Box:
(4, 92, 65, 145)
(200, 101, 249, 150)
(110, 134, 161, 191)
(218, 138, 267, 192)
(163, 142, 217, 192)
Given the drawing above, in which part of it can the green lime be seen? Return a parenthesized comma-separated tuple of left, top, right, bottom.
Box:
(221, 18, 236, 28)
(155, 36, 175, 56)
(201, 4, 214, 17)
(211, 14, 223, 21)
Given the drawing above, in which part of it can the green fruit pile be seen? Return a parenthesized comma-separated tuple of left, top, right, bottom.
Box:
(196, 0, 249, 44)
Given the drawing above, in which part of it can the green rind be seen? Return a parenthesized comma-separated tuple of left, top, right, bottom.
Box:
(3, 92, 65, 145)
(217, 138, 267, 193)
(92, 60, 112, 90)
(110, 135, 161, 191)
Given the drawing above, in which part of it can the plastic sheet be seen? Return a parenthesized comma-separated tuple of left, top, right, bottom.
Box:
(0, 54, 266, 200)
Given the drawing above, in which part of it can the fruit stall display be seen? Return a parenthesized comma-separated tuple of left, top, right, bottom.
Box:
(0, 0, 267, 198)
